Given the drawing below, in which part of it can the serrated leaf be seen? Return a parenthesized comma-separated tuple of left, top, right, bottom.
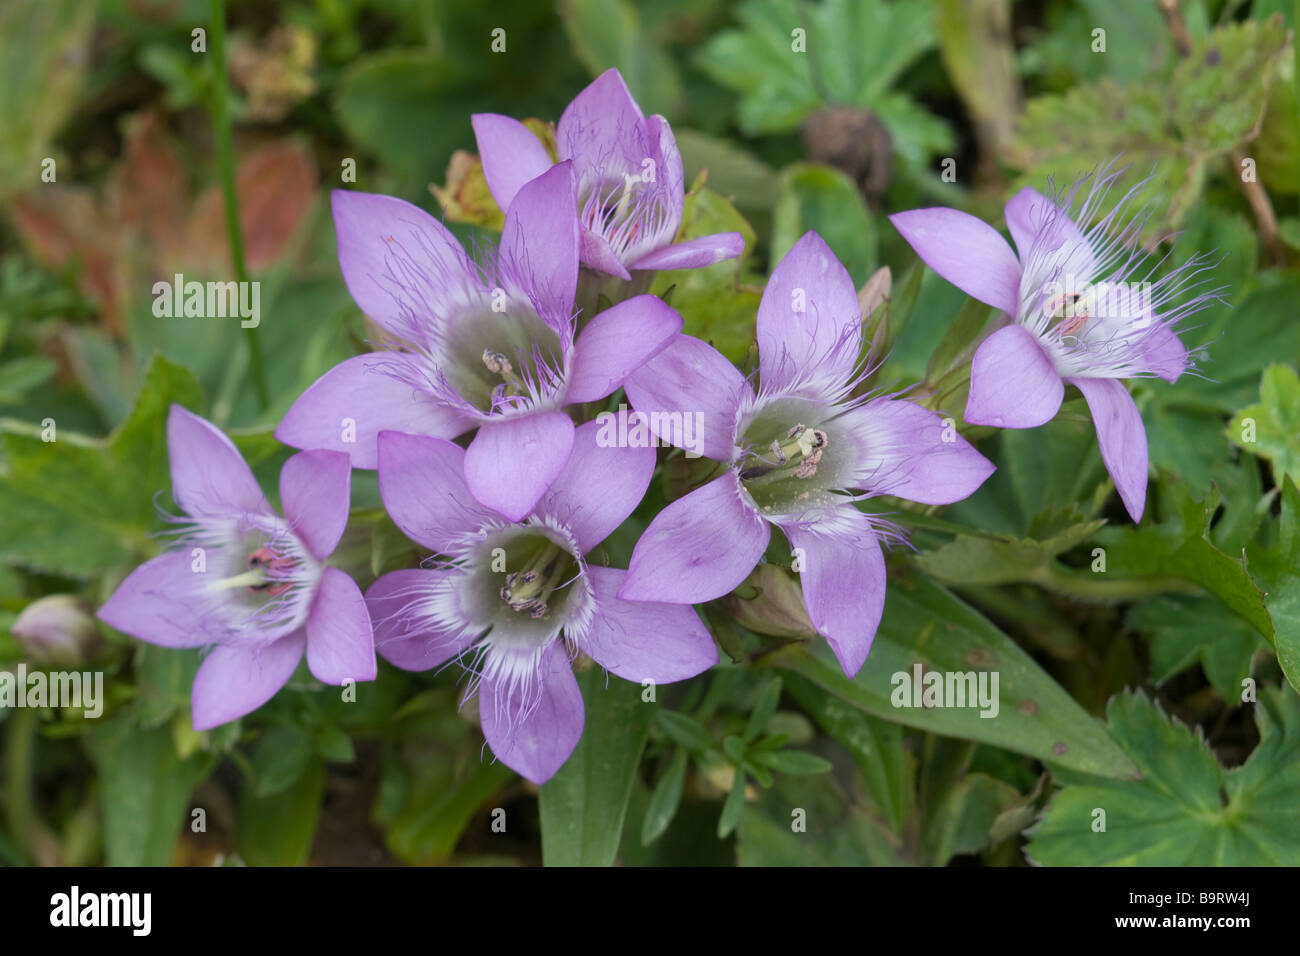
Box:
(1129, 594, 1267, 702)
(1026, 688, 1300, 865)
(1228, 363, 1300, 489)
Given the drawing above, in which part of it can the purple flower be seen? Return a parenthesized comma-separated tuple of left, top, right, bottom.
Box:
(472, 68, 745, 279)
(98, 406, 376, 730)
(276, 161, 683, 521)
(615, 232, 995, 678)
(890, 163, 1220, 521)
(365, 418, 716, 784)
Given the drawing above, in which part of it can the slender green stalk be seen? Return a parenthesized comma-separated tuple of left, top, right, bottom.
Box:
(1028, 561, 1199, 602)
(4, 708, 37, 863)
(209, 0, 269, 411)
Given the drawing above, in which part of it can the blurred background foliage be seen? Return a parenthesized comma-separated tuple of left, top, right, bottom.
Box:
(0, 0, 1297, 867)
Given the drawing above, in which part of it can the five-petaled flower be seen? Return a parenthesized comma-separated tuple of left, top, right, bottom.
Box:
(615, 232, 995, 678)
(890, 162, 1221, 521)
(473, 68, 745, 280)
(277, 161, 684, 521)
(365, 416, 717, 784)
(98, 406, 376, 730)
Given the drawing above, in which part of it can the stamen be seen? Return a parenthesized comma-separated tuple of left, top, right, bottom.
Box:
(498, 542, 569, 618)
(740, 426, 830, 482)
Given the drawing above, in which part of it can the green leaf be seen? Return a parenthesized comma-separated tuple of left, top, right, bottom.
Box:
(784, 672, 910, 831)
(752, 749, 833, 776)
(1129, 594, 1266, 702)
(655, 709, 715, 752)
(640, 749, 688, 846)
(922, 771, 1021, 865)
(772, 162, 876, 285)
(539, 669, 653, 865)
(1026, 688, 1300, 865)
(769, 573, 1140, 779)
(0, 354, 202, 577)
(744, 677, 782, 742)
(1228, 363, 1300, 489)
(717, 771, 748, 838)
(913, 520, 1105, 587)
(383, 756, 512, 866)
(0, 356, 56, 405)
(238, 757, 324, 866)
(89, 716, 214, 866)
(1245, 480, 1300, 693)
(249, 724, 315, 798)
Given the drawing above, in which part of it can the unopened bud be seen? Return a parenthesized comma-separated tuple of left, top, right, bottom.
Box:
(721, 565, 816, 640)
(13, 595, 102, 666)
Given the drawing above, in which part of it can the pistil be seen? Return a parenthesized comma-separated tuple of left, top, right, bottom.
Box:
(499, 542, 568, 619)
(739, 423, 829, 483)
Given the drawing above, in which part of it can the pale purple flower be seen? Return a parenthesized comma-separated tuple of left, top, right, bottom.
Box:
(98, 406, 376, 730)
(616, 232, 995, 678)
(276, 161, 682, 521)
(890, 163, 1221, 521)
(365, 418, 716, 784)
(472, 68, 744, 279)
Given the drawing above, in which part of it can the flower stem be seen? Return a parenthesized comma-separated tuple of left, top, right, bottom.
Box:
(1027, 561, 1198, 602)
(4, 708, 36, 863)
(209, 0, 269, 411)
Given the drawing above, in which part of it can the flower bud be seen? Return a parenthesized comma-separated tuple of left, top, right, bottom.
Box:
(720, 565, 817, 640)
(13, 595, 102, 666)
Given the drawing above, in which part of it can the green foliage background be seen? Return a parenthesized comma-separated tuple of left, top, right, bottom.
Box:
(0, 0, 1297, 866)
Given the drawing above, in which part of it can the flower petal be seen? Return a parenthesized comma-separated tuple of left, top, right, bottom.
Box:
(366, 568, 480, 671)
(781, 507, 885, 678)
(842, 398, 995, 504)
(582, 566, 716, 682)
(557, 68, 644, 166)
(618, 472, 770, 604)
(500, 161, 580, 321)
(464, 412, 577, 522)
(305, 567, 376, 684)
(377, 431, 500, 552)
(479, 643, 584, 785)
(471, 113, 555, 212)
(1004, 186, 1096, 282)
(1140, 323, 1190, 383)
(889, 207, 1022, 314)
(627, 232, 746, 272)
(965, 324, 1064, 428)
(1069, 376, 1148, 522)
(168, 405, 268, 518)
(279, 450, 351, 560)
(566, 294, 682, 403)
(623, 334, 746, 462)
(275, 353, 469, 469)
(537, 416, 655, 553)
(332, 189, 473, 336)
(97, 551, 213, 648)
(757, 231, 862, 393)
(191, 631, 305, 731)
(580, 230, 633, 280)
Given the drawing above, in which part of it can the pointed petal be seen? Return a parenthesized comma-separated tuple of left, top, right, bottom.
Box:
(332, 189, 472, 336)
(566, 294, 682, 403)
(191, 632, 305, 731)
(623, 334, 746, 461)
(843, 398, 995, 504)
(618, 472, 769, 604)
(305, 567, 376, 684)
(1141, 323, 1190, 383)
(479, 643, 584, 785)
(366, 568, 481, 671)
(579, 230, 633, 280)
(377, 431, 499, 552)
(557, 68, 644, 164)
(471, 113, 555, 212)
(757, 231, 862, 392)
(275, 353, 469, 469)
(167, 405, 268, 518)
(1004, 186, 1095, 281)
(537, 416, 655, 553)
(781, 508, 885, 678)
(889, 207, 1022, 314)
(500, 161, 580, 320)
(464, 412, 577, 522)
(582, 566, 716, 682)
(279, 450, 351, 560)
(627, 232, 746, 272)
(1070, 376, 1148, 522)
(965, 324, 1064, 428)
(97, 551, 212, 648)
